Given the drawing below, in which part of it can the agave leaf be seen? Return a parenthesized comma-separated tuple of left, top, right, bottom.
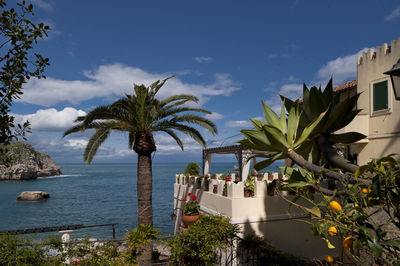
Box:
(287, 102, 300, 146)
(331, 109, 362, 132)
(323, 93, 360, 132)
(279, 100, 287, 134)
(262, 100, 282, 130)
(237, 139, 258, 150)
(302, 84, 312, 120)
(309, 86, 325, 118)
(294, 110, 327, 148)
(328, 132, 366, 144)
(254, 152, 285, 171)
(250, 118, 264, 130)
(262, 124, 288, 149)
(240, 129, 277, 151)
(321, 78, 333, 106)
(280, 95, 295, 113)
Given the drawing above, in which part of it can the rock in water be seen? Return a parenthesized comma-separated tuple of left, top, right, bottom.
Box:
(17, 191, 50, 201)
(0, 142, 61, 180)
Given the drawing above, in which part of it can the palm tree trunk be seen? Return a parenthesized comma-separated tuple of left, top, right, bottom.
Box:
(137, 152, 153, 265)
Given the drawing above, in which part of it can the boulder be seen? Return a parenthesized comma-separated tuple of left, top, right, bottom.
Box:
(0, 142, 61, 180)
(17, 191, 50, 201)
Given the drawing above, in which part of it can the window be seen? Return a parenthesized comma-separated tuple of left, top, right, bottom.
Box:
(372, 80, 390, 113)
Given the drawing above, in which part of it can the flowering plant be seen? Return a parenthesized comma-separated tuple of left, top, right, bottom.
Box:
(182, 193, 200, 215)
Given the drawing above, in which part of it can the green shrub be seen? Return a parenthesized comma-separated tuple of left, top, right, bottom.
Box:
(184, 162, 200, 176)
(0, 224, 162, 265)
(124, 224, 161, 264)
(0, 234, 51, 265)
(167, 214, 239, 265)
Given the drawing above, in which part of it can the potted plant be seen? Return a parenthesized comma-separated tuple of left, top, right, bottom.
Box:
(181, 193, 200, 228)
(244, 176, 255, 198)
(219, 173, 227, 180)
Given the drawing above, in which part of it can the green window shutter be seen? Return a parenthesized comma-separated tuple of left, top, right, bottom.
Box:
(373, 81, 388, 112)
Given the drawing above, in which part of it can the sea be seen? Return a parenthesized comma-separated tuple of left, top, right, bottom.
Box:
(0, 162, 282, 240)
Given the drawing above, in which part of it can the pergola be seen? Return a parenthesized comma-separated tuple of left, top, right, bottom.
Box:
(202, 144, 266, 181)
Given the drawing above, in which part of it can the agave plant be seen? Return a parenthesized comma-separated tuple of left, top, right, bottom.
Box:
(238, 79, 367, 188)
(281, 79, 365, 172)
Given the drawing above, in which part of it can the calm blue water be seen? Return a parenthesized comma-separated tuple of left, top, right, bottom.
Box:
(2, 162, 273, 239)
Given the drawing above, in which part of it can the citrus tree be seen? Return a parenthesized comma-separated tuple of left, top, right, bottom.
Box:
(238, 79, 400, 263)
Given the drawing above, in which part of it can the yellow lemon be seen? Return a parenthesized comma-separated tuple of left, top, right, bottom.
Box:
(343, 236, 353, 248)
(328, 226, 338, 236)
(361, 187, 372, 194)
(324, 255, 334, 263)
(329, 201, 342, 212)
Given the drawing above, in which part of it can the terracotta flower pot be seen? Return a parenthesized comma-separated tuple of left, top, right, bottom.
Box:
(244, 188, 254, 198)
(257, 175, 263, 181)
(182, 214, 200, 228)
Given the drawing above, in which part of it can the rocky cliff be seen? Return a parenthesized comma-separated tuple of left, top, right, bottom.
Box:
(0, 142, 61, 180)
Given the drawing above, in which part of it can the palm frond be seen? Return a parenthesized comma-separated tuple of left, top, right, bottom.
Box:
(160, 94, 199, 107)
(167, 123, 207, 148)
(170, 114, 217, 135)
(158, 129, 184, 150)
(159, 107, 211, 119)
(84, 127, 111, 164)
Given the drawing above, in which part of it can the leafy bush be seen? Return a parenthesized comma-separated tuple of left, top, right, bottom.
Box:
(184, 162, 200, 176)
(0, 224, 162, 265)
(167, 214, 239, 265)
(0, 234, 51, 265)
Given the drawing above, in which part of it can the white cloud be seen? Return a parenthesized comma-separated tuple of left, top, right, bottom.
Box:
(20, 64, 239, 107)
(385, 6, 400, 21)
(153, 133, 203, 154)
(13, 107, 86, 131)
(30, 0, 54, 11)
(316, 48, 370, 84)
(64, 139, 88, 149)
(279, 83, 303, 100)
(205, 112, 224, 121)
(193, 57, 213, 63)
(225, 120, 252, 128)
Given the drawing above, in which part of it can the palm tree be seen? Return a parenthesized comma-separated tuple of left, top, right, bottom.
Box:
(63, 77, 217, 263)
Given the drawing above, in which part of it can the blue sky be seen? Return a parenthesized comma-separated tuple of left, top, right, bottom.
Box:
(10, 0, 400, 163)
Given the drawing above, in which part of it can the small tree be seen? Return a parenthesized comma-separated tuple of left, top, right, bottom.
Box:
(0, 0, 50, 144)
(184, 161, 200, 176)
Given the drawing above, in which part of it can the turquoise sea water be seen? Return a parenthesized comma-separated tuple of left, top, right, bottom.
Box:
(0, 162, 255, 239)
(0, 162, 283, 239)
